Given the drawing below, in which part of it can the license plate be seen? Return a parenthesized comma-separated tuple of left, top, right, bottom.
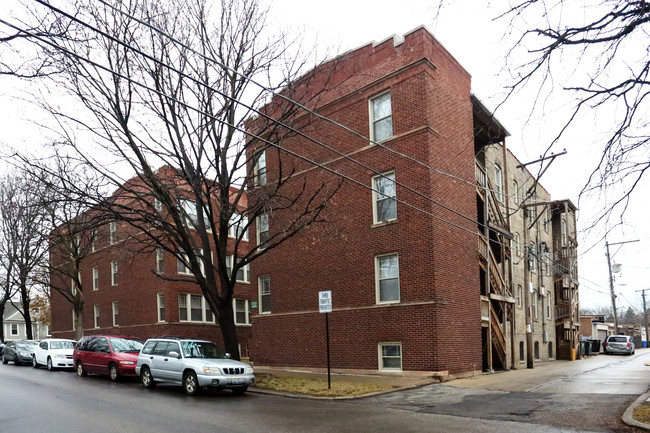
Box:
(231, 378, 244, 385)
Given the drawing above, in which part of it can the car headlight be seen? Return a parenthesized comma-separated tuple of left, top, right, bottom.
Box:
(202, 367, 222, 374)
(245, 367, 254, 375)
(118, 361, 135, 365)
(20, 352, 32, 357)
(54, 354, 68, 359)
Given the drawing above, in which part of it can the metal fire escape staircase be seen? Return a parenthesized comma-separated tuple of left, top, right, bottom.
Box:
(477, 160, 511, 369)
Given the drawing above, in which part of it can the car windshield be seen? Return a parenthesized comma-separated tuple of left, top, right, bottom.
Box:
(109, 338, 144, 353)
(50, 341, 75, 350)
(609, 337, 628, 343)
(17, 341, 39, 350)
(181, 341, 227, 359)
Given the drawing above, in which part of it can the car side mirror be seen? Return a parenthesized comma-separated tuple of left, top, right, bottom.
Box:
(168, 351, 181, 359)
(225, 353, 231, 359)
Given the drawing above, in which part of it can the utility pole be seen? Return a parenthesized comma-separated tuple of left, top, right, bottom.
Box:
(606, 239, 639, 334)
(636, 289, 649, 346)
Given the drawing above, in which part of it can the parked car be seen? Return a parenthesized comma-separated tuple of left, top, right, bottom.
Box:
(74, 335, 144, 381)
(2, 340, 39, 365)
(135, 337, 254, 395)
(603, 335, 635, 355)
(0, 341, 5, 356)
(33, 338, 76, 370)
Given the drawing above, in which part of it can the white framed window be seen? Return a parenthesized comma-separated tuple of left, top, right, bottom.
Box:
(229, 212, 249, 241)
(92, 267, 99, 291)
(154, 197, 162, 212)
(259, 276, 271, 314)
(253, 149, 267, 186)
(375, 253, 400, 304)
(372, 172, 397, 224)
(546, 291, 552, 319)
(71, 273, 79, 296)
(517, 285, 523, 308)
(512, 180, 519, 205)
(157, 293, 166, 322)
(257, 213, 269, 249)
(10, 323, 18, 336)
(181, 199, 211, 230)
(178, 293, 214, 323)
(370, 92, 392, 142)
(112, 301, 119, 327)
(233, 299, 250, 325)
(91, 229, 97, 252)
(514, 233, 521, 256)
(156, 248, 164, 273)
(226, 255, 250, 283)
(561, 218, 568, 247)
(378, 342, 402, 371)
(93, 305, 100, 328)
(532, 290, 538, 320)
(109, 221, 117, 244)
(111, 260, 118, 286)
(177, 250, 206, 276)
(494, 164, 503, 202)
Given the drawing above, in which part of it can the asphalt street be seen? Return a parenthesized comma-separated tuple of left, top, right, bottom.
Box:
(1, 351, 648, 432)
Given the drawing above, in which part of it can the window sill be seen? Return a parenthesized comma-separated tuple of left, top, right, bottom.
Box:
(235, 323, 252, 327)
(376, 300, 401, 306)
(371, 219, 397, 229)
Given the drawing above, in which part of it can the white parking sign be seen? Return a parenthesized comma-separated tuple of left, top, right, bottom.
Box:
(319, 290, 332, 313)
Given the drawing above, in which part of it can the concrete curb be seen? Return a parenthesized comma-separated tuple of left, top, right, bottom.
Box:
(248, 381, 435, 401)
(622, 390, 650, 430)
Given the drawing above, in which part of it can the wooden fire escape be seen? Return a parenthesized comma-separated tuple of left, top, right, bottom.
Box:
(477, 160, 514, 371)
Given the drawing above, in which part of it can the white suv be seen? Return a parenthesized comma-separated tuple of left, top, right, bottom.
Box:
(135, 337, 254, 395)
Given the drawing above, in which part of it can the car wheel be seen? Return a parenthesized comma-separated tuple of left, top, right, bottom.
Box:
(76, 361, 87, 377)
(183, 371, 199, 396)
(32, 356, 39, 368)
(13, 355, 20, 366)
(231, 386, 248, 395)
(141, 366, 155, 389)
(47, 357, 54, 371)
(109, 363, 120, 382)
(2, 355, 7, 364)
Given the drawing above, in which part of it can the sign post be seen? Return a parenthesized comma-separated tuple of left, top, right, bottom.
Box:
(318, 290, 332, 389)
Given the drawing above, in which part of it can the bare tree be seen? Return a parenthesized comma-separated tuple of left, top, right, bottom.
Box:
(0, 172, 50, 340)
(496, 0, 650, 227)
(2, 0, 338, 358)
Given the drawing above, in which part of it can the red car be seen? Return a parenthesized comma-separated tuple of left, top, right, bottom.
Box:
(74, 335, 144, 381)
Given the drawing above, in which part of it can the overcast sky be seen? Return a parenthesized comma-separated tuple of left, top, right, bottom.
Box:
(1, 0, 647, 312)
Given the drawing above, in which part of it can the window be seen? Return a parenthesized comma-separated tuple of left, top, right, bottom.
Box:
(514, 233, 521, 256)
(544, 251, 550, 276)
(257, 213, 269, 248)
(370, 92, 392, 142)
(494, 164, 503, 202)
(519, 341, 525, 362)
(178, 294, 214, 323)
(233, 299, 250, 325)
(91, 229, 97, 252)
(109, 221, 117, 244)
(71, 274, 78, 296)
(529, 242, 536, 272)
(517, 285, 523, 308)
(157, 293, 166, 322)
(379, 342, 402, 371)
(376, 254, 400, 303)
(229, 212, 249, 241)
(93, 305, 100, 328)
(372, 172, 397, 224)
(226, 255, 250, 283)
(561, 218, 568, 247)
(112, 302, 119, 327)
(177, 250, 206, 276)
(156, 248, 164, 273)
(544, 207, 551, 232)
(548, 342, 553, 359)
(92, 267, 99, 291)
(111, 260, 118, 286)
(253, 149, 267, 186)
(512, 180, 519, 205)
(10, 323, 18, 336)
(259, 276, 271, 314)
(534, 341, 540, 360)
(154, 197, 162, 212)
(532, 290, 538, 320)
(181, 199, 210, 229)
(546, 291, 552, 319)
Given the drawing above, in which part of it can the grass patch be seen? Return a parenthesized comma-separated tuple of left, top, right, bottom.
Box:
(634, 403, 650, 424)
(253, 373, 395, 397)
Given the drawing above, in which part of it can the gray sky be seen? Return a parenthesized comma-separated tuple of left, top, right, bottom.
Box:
(1, 0, 647, 312)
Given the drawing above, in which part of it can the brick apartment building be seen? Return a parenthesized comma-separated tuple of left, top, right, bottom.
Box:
(49, 26, 579, 376)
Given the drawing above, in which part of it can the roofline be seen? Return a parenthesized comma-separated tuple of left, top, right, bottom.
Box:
(471, 94, 510, 138)
(551, 199, 579, 212)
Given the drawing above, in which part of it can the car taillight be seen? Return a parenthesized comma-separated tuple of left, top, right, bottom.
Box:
(627, 343, 631, 347)
(604, 342, 608, 347)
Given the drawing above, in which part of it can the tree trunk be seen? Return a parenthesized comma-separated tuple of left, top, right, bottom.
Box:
(0, 303, 5, 342)
(215, 301, 240, 361)
(74, 304, 84, 340)
(20, 282, 33, 340)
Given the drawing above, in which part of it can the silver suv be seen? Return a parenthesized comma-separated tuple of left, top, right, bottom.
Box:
(135, 337, 254, 395)
(603, 335, 635, 355)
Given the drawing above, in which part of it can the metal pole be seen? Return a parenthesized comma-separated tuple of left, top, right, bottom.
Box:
(523, 207, 534, 368)
(605, 240, 619, 335)
(325, 312, 331, 389)
(643, 290, 648, 348)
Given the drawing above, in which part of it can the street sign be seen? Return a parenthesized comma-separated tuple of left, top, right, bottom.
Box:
(319, 290, 332, 313)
